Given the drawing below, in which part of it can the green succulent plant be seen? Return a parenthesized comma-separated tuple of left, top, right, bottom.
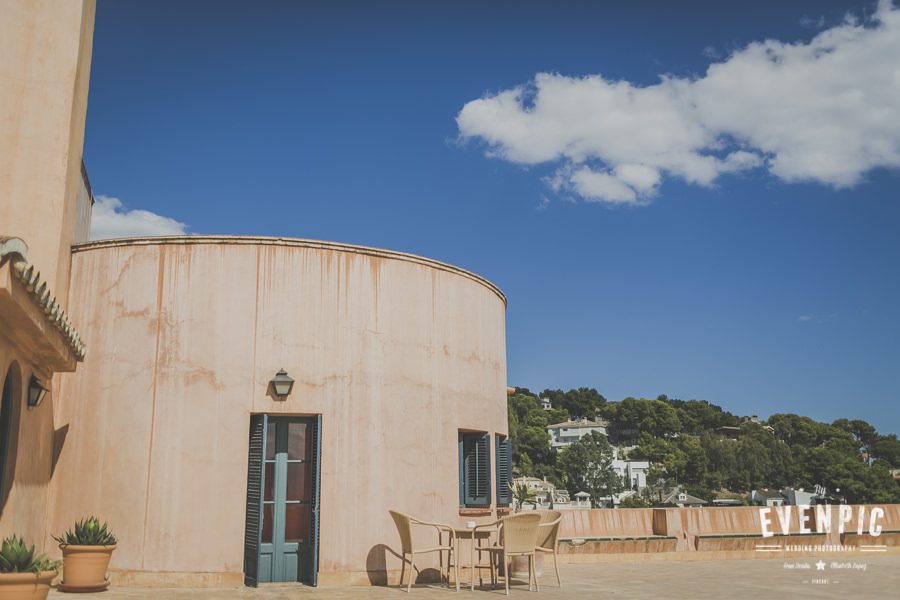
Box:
(510, 482, 539, 512)
(53, 516, 117, 546)
(0, 536, 60, 574)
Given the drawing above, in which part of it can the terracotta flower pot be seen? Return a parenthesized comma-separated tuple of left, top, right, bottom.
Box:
(0, 570, 56, 600)
(59, 545, 115, 591)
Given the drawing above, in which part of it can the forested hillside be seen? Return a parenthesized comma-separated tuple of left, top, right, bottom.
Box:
(508, 387, 900, 505)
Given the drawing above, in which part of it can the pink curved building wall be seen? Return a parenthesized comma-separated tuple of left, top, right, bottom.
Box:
(50, 236, 508, 584)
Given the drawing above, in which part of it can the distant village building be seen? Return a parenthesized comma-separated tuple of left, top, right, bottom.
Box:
(718, 416, 775, 439)
(781, 488, 823, 506)
(743, 415, 776, 434)
(540, 396, 552, 410)
(659, 490, 707, 508)
(750, 487, 829, 506)
(717, 425, 742, 440)
(750, 489, 785, 507)
(710, 498, 743, 507)
(573, 491, 592, 508)
(547, 417, 608, 449)
(511, 476, 572, 509)
(611, 447, 650, 491)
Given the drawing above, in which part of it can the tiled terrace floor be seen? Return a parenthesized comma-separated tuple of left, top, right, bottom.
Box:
(48, 555, 899, 599)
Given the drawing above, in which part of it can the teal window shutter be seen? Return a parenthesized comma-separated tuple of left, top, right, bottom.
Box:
(496, 435, 512, 506)
(458, 434, 465, 506)
(308, 415, 322, 586)
(460, 432, 491, 506)
(243, 414, 267, 587)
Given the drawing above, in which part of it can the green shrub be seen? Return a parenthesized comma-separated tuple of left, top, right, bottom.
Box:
(0, 536, 60, 573)
(53, 517, 117, 546)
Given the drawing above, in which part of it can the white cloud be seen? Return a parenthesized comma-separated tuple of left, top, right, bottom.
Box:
(90, 196, 188, 240)
(798, 313, 837, 323)
(457, 1, 900, 205)
(799, 15, 827, 30)
(701, 45, 720, 59)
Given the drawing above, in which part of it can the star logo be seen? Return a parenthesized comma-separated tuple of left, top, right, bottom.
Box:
(815, 560, 826, 571)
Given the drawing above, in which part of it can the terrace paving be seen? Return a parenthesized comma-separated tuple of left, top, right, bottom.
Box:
(47, 555, 899, 599)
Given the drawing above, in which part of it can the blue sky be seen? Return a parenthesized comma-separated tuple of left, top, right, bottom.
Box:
(84, 1, 900, 434)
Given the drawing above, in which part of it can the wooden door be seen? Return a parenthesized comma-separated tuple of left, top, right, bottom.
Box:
(245, 415, 321, 586)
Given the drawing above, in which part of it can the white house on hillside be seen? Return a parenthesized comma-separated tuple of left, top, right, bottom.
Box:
(612, 448, 650, 491)
(750, 489, 785, 506)
(547, 417, 608, 449)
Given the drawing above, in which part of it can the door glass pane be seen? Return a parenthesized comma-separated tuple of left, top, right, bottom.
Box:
(264, 463, 275, 501)
(286, 462, 309, 501)
(284, 503, 310, 543)
(261, 503, 273, 543)
(265, 424, 276, 460)
(287, 422, 308, 460)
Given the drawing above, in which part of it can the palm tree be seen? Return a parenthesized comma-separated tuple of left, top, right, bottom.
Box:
(510, 482, 539, 512)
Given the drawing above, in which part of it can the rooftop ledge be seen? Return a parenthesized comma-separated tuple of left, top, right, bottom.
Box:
(72, 235, 507, 308)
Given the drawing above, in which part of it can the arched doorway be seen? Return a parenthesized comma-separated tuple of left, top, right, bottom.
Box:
(0, 363, 21, 510)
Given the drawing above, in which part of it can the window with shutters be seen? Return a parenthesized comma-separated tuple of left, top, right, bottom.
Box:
(458, 431, 491, 507)
(495, 434, 512, 506)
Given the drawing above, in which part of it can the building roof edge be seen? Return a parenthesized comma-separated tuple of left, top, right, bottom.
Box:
(72, 235, 507, 308)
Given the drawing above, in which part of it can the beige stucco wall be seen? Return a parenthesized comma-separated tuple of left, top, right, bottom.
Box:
(51, 236, 507, 583)
(0, 0, 94, 547)
(0, 0, 96, 302)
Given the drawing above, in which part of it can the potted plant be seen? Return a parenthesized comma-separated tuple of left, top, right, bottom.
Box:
(53, 517, 117, 592)
(0, 536, 59, 600)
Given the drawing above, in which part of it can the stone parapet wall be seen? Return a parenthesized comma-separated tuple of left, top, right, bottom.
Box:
(557, 505, 900, 558)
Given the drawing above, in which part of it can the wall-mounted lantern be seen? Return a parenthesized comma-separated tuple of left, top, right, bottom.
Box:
(28, 375, 47, 408)
(270, 369, 295, 400)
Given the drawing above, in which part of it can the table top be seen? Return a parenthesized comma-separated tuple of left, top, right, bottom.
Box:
(452, 526, 498, 536)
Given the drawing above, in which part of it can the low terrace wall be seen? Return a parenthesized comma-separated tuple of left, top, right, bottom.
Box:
(658, 505, 825, 552)
(557, 508, 677, 555)
(556, 504, 900, 560)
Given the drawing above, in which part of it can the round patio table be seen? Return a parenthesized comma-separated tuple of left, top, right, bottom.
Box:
(452, 525, 498, 591)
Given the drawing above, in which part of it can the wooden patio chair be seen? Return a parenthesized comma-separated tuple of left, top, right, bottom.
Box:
(389, 510, 458, 593)
(535, 510, 563, 585)
(477, 512, 542, 595)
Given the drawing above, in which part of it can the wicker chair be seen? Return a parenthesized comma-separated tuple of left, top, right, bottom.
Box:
(477, 512, 542, 595)
(389, 510, 458, 592)
(535, 510, 563, 585)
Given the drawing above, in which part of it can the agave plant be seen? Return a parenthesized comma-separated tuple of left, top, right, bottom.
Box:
(0, 536, 60, 574)
(510, 482, 539, 512)
(53, 516, 117, 546)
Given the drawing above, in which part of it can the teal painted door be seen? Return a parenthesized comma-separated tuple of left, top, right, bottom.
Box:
(256, 417, 319, 584)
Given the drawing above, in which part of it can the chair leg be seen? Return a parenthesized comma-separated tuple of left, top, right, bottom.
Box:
(477, 549, 482, 588)
(504, 554, 510, 596)
(528, 555, 533, 592)
(553, 550, 561, 586)
(407, 557, 416, 593)
(532, 554, 539, 592)
(527, 555, 531, 591)
(399, 553, 407, 591)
